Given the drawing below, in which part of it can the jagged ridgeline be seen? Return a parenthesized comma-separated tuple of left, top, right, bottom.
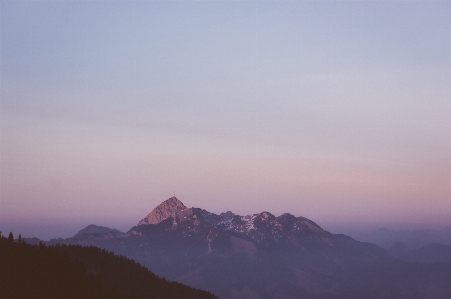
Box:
(25, 197, 451, 298)
(0, 232, 217, 299)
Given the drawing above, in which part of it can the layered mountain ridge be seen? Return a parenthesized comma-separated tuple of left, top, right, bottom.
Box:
(128, 197, 331, 252)
(48, 196, 451, 299)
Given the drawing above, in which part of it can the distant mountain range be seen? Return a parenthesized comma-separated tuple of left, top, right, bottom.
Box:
(387, 242, 451, 264)
(348, 226, 451, 249)
(43, 196, 451, 299)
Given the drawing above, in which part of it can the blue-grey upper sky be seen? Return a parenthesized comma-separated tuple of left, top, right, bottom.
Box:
(1, 0, 450, 239)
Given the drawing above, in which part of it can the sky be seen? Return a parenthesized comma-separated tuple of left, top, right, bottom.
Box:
(1, 0, 450, 240)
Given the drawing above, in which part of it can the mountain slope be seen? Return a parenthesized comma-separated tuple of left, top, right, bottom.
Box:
(0, 232, 217, 299)
(138, 196, 187, 226)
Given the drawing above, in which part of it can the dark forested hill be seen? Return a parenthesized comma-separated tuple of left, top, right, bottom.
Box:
(0, 232, 217, 299)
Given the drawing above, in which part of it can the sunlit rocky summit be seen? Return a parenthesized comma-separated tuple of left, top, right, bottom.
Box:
(138, 196, 187, 225)
(49, 196, 451, 299)
(129, 196, 332, 253)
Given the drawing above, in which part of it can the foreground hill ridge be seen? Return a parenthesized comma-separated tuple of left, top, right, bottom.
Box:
(0, 233, 217, 299)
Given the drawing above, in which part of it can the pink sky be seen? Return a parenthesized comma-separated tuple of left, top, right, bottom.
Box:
(1, 1, 450, 239)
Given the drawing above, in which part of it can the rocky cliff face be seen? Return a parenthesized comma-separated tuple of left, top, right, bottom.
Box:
(138, 197, 187, 225)
(134, 198, 329, 250)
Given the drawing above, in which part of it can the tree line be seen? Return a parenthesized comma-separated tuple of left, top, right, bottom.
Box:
(0, 232, 217, 299)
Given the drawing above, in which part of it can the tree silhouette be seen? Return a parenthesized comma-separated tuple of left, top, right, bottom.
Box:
(7, 232, 14, 243)
(0, 233, 217, 299)
(17, 234, 23, 245)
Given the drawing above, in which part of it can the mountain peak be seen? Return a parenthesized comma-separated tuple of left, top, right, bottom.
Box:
(138, 196, 187, 226)
(74, 224, 122, 237)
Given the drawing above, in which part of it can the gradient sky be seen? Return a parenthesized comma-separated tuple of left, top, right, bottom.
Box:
(1, 0, 450, 240)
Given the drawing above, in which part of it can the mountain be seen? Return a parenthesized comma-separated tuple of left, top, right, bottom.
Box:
(74, 224, 123, 237)
(22, 237, 42, 245)
(0, 233, 217, 299)
(348, 226, 451, 249)
(388, 242, 451, 264)
(46, 197, 451, 299)
(138, 196, 187, 226)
